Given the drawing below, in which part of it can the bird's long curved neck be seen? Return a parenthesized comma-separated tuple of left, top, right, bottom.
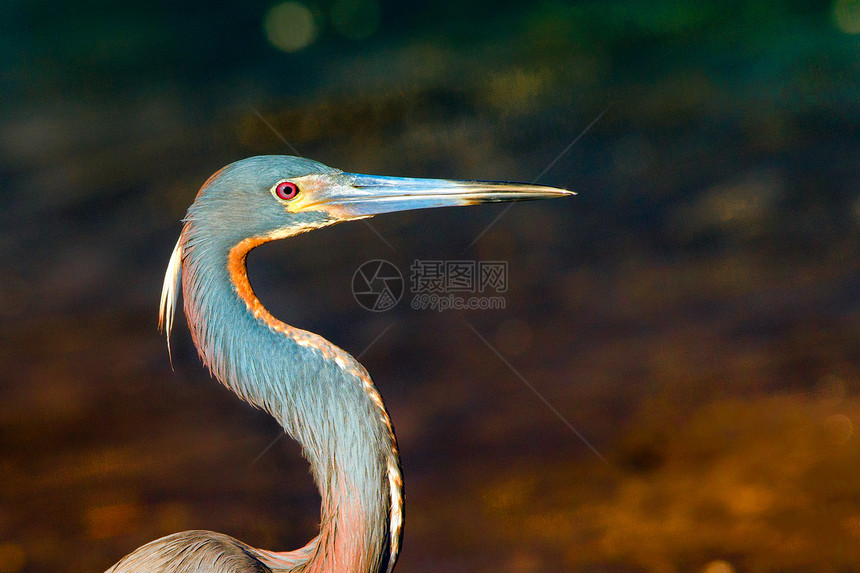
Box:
(177, 221, 402, 573)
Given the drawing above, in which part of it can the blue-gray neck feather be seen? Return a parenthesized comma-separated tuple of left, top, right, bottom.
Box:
(179, 209, 399, 573)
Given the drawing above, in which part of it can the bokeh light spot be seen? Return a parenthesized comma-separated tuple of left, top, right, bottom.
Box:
(85, 503, 141, 540)
(833, 0, 860, 33)
(844, 515, 860, 538)
(701, 560, 736, 573)
(264, 2, 318, 52)
(331, 0, 381, 40)
(0, 543, 26, 573)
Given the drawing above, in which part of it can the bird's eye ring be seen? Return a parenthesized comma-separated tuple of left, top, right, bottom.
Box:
(274, 180, 300, 201)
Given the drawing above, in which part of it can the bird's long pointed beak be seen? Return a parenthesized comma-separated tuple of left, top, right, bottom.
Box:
(314, 173, 573, 218)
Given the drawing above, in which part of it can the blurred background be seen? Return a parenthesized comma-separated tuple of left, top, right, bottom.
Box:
(1, 0, 859, 571)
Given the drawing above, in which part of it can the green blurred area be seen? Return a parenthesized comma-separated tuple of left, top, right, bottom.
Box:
(0, 1, 858, 572)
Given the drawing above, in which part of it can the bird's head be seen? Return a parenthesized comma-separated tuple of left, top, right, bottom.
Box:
(160, 154, 572, 358)
(184, 155, 572, 243)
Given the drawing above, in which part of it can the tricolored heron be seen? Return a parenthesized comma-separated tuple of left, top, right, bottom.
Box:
(106, 155, 571, 573)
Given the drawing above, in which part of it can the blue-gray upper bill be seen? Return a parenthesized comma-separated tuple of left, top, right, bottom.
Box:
(320, 173, 574, 217)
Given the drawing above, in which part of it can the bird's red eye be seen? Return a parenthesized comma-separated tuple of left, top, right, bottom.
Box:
(274, 181, 300, 201)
